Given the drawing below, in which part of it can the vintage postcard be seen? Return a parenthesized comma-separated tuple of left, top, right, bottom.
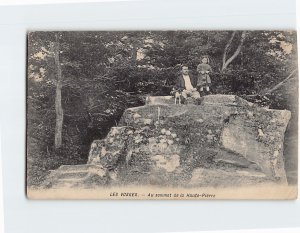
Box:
(26, 31, 298, 199)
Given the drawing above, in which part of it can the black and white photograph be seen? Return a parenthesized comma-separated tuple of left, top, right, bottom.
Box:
(26, 30, 298, 199)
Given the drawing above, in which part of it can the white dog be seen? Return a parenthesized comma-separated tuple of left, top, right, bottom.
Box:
(174, 91, 182, 104)
(171, 88, 182, 104)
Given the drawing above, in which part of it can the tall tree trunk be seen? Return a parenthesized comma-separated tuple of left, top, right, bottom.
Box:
(221, 31, 247, 72)
(54, 34, 63, 149)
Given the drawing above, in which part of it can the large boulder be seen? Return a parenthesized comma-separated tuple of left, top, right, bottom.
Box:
(43, 95, 291, 188)
(86, 95, 290, 187)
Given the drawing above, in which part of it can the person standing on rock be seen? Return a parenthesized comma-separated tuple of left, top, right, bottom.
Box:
(197, 56, 213, 95)
(173, 65, 201, 102)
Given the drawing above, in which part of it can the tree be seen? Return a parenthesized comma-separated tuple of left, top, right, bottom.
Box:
(221, 31, 247, 72)
(53, 34, 64, 149)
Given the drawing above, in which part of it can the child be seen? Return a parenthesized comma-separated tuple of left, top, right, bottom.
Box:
(196, 56, 213, 94)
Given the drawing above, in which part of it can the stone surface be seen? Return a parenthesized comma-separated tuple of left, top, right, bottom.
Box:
(145, 96, 175, 105)
(43, 95, 291, 188)
(42, 164, 109, 189)
(220, 110, 290, 181)
(189, 168, 271, 187)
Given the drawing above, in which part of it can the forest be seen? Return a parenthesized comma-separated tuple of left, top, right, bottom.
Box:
(27, 31, 298, 187)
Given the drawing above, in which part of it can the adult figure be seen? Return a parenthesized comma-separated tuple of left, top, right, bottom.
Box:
(174, 65, 201, 101)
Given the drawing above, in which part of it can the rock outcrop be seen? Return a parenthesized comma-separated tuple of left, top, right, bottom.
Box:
(43, 95, 291, 189)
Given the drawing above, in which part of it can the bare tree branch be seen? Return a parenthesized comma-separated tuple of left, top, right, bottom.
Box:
(222, 31, 247, 72)
(262, 69, 298, 95)
(222, 31, 236, 70)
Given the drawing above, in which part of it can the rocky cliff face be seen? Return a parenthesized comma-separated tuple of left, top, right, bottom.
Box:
(43, 95, 291, 189)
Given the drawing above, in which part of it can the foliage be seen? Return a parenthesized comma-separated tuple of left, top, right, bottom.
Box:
(27, 31, 298, 187)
